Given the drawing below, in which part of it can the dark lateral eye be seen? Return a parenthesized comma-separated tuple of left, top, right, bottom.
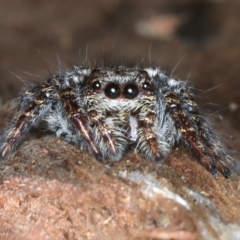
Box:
(123, 84, 139, 99)
(142, 81, 152, 91)
(92, 80, 101, 90)
(105, 83, 121, 99)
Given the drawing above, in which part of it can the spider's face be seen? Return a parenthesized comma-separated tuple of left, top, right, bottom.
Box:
(83, 69, 155, 111)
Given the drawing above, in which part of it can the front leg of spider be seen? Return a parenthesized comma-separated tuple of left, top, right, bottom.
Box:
(180, 90, 233, 177)
(60, 88, 103, 161)
(138, 111, 163, 161)
(164, 91, 231, 178)
(0, 85, 56, 160)
(87, 110, 118, 156)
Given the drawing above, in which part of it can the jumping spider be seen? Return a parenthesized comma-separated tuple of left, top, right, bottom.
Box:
(0, 64, 235, 178)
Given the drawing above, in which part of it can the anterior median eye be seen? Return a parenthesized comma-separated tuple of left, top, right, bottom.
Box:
(123, 84, 139, 99)
(105, 83, 121, 99)
(92, 80, 102, 90)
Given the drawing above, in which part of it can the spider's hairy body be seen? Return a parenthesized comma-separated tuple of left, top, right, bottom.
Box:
(0, 65, 235, 178)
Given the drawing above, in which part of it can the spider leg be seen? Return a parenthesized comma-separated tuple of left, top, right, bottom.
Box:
(164, 91, 231, 177)
(181, 91, 232, 177)
(87, 110, 119, 158)
(138, 111, 164, 161)
(0, 85, 56, 159)
(60, 88, 103, 161)
(190, 115, 232, 177)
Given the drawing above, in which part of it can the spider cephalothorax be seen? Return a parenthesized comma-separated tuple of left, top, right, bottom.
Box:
(0, 65, 235, 178)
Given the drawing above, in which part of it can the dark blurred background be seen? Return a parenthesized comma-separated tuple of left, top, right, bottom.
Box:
(0, 0, 240, 126)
